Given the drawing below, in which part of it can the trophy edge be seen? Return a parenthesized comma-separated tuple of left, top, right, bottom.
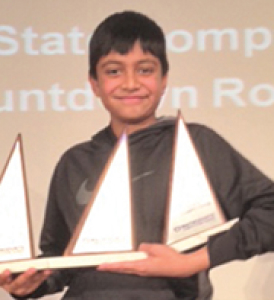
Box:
(0, 134, 35, 263)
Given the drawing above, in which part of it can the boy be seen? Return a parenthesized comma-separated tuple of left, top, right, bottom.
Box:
(1, 10, 274, 300)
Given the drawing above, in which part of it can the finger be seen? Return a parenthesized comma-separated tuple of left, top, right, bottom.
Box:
(99, 258, 152, 277)
(138, 243, 152, 252)
(20, 269, 52, 293)
(97, 265, 141, 275)
(0, 269, 12, 285)
(98, 261, 135, 270)
(139, 243, 178, 257)
(3, 268, 36, 294)
(139, 243, 166, 256)
(4, 268, 51, 296)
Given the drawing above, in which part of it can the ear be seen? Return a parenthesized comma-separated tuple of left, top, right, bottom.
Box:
(89, 77, 100, 97)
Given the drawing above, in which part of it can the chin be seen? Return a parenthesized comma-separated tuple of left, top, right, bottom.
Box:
(123, 115, 155, 126)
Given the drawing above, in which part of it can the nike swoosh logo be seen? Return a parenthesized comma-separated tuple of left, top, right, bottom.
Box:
(132, 171, 154, 182)
(76, 179, 93, 205)
(76, 170, 154, 205)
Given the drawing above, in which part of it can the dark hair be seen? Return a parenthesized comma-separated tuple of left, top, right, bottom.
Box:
(89, 11, 169, 79)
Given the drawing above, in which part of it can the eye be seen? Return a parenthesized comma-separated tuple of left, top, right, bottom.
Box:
(105, 68, 121, 76)
(138, 65, 155, 75)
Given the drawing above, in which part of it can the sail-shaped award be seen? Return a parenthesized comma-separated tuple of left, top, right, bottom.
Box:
(65, 132, 135, 255)
(0, 135, 34, 263)
(164, 113, 237, 252)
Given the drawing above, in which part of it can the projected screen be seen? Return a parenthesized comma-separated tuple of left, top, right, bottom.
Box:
(1, 0, 274, 227)
(0, 1, 274, 299)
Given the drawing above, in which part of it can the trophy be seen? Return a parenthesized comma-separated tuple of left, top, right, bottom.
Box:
(64, 132, 140, 256)
(164, 113, 237, 252)
(0, 135, 34, 263)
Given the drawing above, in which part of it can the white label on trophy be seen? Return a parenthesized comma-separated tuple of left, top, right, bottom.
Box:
(0, 139, 32, 261)
(166, 117, 224, 245)
(72, 133, 132, 254)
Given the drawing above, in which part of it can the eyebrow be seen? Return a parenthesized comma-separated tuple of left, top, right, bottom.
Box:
(100, 61, 122, 68)
(100, 59, 158, 68)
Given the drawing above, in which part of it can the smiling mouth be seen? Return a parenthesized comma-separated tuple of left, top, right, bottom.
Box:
(117, 95, 147, 100)
(115, 95, 147, 104)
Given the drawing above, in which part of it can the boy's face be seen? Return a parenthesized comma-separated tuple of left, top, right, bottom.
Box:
(90, 42, 167, 133)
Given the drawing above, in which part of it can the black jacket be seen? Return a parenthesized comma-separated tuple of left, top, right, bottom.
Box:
(19, 117, 274, 300)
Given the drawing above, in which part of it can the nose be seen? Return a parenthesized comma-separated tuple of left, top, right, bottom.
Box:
(122, 70, 140, 90)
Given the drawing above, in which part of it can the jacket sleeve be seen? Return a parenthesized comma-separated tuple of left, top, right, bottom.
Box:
(192, 125, 274, 268)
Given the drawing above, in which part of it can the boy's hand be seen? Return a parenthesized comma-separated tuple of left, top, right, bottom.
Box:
(0, 268, 52, 297)
(97, 243, 210, 278)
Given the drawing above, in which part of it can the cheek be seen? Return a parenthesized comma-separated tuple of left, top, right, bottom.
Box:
(145, 78, 165, 96)
(96, 77, 120, 97)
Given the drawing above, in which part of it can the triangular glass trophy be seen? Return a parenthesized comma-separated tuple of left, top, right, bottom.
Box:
(64, 132, 135, 255)
(164, 112, 237, 252)
(0, 135, 34, 263)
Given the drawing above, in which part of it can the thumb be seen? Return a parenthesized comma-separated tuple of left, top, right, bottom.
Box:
(138, 243, 167, 256)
